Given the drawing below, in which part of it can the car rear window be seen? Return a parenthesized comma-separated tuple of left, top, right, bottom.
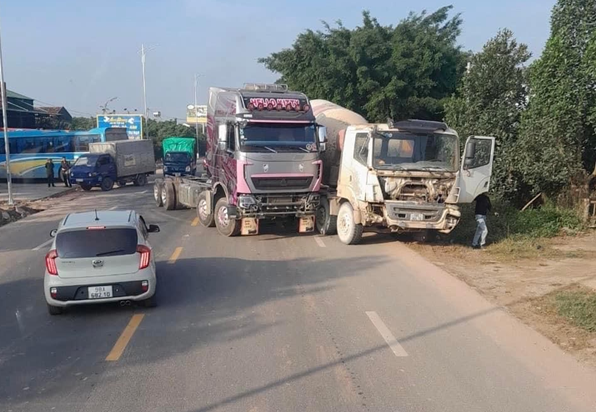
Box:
(56, 228, 138, 258)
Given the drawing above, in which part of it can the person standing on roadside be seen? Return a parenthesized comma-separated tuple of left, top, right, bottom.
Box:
(472, 193, 492, 249)
(45, 158, 55, 188)
(60, 157, 71, 187)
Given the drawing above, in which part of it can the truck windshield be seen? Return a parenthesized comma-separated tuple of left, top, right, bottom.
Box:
(373, 132, 458, 172)
(240, 123, 316, 152)
(164, 152, 190, 163)
(74, 155, 100, 167)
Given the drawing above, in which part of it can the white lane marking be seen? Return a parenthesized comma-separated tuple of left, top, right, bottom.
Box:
(137, 190, 148, 195)
(108, 206, 119, 210)
(314, 236, 326, 248)
(32, 239, 53, 251)
(366, 311, 408, 357)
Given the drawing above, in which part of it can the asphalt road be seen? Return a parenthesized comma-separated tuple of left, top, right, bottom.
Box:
(1, 182, 596, 412)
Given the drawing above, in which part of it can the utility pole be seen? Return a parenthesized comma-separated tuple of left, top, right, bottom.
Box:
(0, 7, 13, 206)
(194, 74, 202, 143)
(141, 44, 148, 139)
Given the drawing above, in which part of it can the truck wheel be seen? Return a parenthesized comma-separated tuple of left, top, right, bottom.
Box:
(163, 181, 177, 210)
(197, 191, 215, 227)
(214, 197, 240, 237)
(134, 174, 147, 187)
(154, 182, 164, 207)
(337, 202, 363, 245)
(315, 197, 337, 236)
(81, 184, 92, 192)
(101, 177, 114, 191)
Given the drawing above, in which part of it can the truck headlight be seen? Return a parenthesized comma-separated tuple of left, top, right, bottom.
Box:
(185, 166, 191, 172)
(163, 166, 168, 172)
(89, 172, 97, 177)
(238, 195, 256, 208)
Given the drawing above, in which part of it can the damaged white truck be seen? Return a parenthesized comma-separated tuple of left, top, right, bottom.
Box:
(312, 100, 496, 245)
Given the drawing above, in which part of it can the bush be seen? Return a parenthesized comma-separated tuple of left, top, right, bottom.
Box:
(448, 199, 583, 246)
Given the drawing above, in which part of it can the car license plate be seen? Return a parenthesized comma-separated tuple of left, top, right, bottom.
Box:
(411, 213, 424, 221)
(88, 286, 113, 299)
(76, 178, 84, 182)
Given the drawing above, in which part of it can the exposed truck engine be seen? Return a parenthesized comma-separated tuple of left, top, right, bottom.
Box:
(312, 99, 496, 245)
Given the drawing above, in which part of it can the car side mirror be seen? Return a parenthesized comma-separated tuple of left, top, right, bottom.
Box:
(218, 124, 228, 151)
(50, 229, 57, 238)
(147, 224, 160, 233)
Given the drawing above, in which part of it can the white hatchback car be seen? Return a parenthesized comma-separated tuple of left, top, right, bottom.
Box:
(44, 210, 160, 315)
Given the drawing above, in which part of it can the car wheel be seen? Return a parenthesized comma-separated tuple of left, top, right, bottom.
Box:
(141, 293, 157, 308)
(336, 202, 364, 245)
(134, 174, 147, 187)
(101, 177, 114, 191)
(47, 303, 63, 315)
(214, 197, 240, 237)
(154, 182, 164, 207)
(315, 196, 337, 236)
(81, 184, 92, 191)
(197, 191, 215, 227)
(163, 181, 177, 210)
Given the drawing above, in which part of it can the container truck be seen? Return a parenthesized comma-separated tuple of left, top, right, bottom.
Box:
(153, 84, 327, 237)
(70, 140, 155, 191)
(162, 137, 197, 176)
(312, 100, 495, 245)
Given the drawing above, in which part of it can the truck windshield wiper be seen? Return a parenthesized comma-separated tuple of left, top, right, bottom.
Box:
(263, 146, 277, 153)
(96, 249, 125, 257)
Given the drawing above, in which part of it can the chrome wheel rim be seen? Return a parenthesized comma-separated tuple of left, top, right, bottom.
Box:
(161, 188, 167, 204)
(217, 205, 229, 228)
(337, 208, 351, 240)
(198, 199, 209, 221)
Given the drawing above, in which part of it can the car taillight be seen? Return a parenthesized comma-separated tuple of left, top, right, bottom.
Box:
(45, 250, 58, 275)
(141, 280, 149, 292)
(137, 245, 151, 269)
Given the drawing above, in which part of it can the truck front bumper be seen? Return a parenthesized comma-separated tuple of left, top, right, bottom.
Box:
(366, 201, 461, 233)
(234, 193, 320, 219)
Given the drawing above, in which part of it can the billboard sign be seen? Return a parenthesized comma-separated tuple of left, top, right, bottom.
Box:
(186, 104, 207, 124)
(96, 114, 143, 139)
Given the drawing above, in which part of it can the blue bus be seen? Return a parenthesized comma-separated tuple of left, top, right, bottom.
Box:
(0, 127, 129, 179)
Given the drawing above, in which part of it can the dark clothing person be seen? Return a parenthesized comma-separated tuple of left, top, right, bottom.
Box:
(45, 159, 55, 187)
(474, 193, 492, 216)
(60, 159, 71, 187)
(472, 193, 492, 249)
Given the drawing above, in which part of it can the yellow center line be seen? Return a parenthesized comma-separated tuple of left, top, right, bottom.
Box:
(168, 247, 183, 264)
(105, 314, 145, 362)
(191, 217, 200, 227)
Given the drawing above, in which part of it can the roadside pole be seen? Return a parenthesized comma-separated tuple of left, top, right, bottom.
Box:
(141, 44, 148, 139)
(0, 8, 14, 206)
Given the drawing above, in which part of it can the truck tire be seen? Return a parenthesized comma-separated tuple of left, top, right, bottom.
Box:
(101, 177, 114, 191)
(81, 184, 92, 192)
(315, 197, 337, 236)
(197, 191, 215, 227)
(214, 197, 240, 237)
(163, 181, 177, 210)
(154, 182, 164, 207)
(337, 202, 364, 245)
(134, 174, 147, 187)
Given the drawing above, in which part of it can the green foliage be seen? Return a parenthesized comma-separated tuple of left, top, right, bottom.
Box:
(515, 0, 596, 196)
(260, 7, 466, 122)
(554, 288, 596, 332)
(444, 29, 531, 202)
(70, 117, 95, 131)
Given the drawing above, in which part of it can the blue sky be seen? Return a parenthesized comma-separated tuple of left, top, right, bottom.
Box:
(2, 0, 555, 120)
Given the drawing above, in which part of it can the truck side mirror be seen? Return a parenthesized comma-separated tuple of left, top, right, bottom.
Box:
(218, 124, 228, 151)
(318, 126, 327, 152)
(464, 140, 476, 169)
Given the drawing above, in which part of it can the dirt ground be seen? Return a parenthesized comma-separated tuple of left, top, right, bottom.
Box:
(409, 232, 596, 367)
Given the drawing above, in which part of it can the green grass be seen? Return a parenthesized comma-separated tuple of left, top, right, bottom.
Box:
(448, 200, 583, 247)
(554, 288, 596, 333)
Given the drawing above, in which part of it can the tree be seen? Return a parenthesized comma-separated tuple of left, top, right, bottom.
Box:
(260, 7, 466, 122)
(70, 117, 95, 131)
(445, 29, 531, 201)
(515, 0, 596, 197)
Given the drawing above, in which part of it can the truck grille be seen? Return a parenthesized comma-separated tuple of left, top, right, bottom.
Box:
(252, 176, 313, 191)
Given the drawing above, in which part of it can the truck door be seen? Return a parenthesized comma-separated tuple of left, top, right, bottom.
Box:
(342, 132, 370, 202)
(449, 136, 496, 204)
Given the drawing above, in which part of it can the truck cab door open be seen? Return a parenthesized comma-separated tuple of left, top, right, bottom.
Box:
(449, 136, 496, 204)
